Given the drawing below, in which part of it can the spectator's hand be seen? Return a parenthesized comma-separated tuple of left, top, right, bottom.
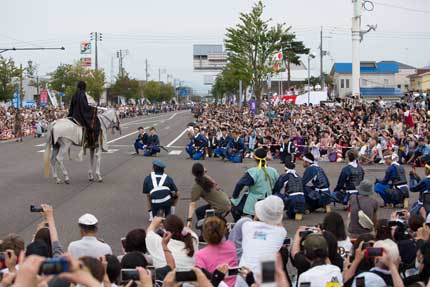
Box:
(136, 267, 152, 287)
(216, 263, 229, 276)
(14, 254, 45, 287)
(0, 272, 16, 287)
(58, 253, 100, 287)
(162, 231, 173, 249)
(41, 204, 54, 221)
(191, 267, 212, 286)
(161, 269, 180, 287)
(354, 241, 365, 263)
(5, 250, 17, 273)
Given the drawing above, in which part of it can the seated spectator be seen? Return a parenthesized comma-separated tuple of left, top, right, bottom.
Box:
(145, 215, 198, 270)
(195, 216, 238, 287)
(25, 241, 50, 258)
(80, 256, 105, 283)
(237, 195, 286, 283)
(121, 251, 148, 269)
(297, 233, 343, 287)
(322, 212, 353, 253)
(0, 233, 25, 274)
(104, 254, 121, 286)
(67, 213, 112, 259)
(120, 228, 152, 264)
(322, 231, 344, 271)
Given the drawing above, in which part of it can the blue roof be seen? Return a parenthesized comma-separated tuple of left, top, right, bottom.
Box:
(360, 87, 403, 97)
(333, 62, 399, 74)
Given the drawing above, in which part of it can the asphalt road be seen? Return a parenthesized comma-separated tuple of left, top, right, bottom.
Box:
(0, 110, 420, 255)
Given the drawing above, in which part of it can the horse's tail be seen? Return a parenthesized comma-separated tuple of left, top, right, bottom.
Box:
(43, 125, 53, 177)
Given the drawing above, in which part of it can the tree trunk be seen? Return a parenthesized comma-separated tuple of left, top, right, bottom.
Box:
(287, 60, 291, 89)
(255, 84, 262, 108)
(242, 85, 248, 106)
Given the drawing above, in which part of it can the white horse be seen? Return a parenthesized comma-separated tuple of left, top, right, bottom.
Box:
(43, 108, 121, 184)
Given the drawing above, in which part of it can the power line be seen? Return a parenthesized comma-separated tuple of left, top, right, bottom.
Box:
(373, 1, 430, 14)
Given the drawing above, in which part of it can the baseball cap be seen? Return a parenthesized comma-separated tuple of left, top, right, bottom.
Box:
(303, 234, 328, 254)
(78, 213, 98, 226)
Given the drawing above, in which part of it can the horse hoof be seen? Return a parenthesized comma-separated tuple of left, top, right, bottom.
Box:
(89, 177, 94, 182)
(64, 179, 70, 184)
(56, 179, 62, 184)
(97, 177, 103, 183)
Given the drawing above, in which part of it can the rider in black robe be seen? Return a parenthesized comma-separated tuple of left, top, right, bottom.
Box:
(68, 81, 101, 148)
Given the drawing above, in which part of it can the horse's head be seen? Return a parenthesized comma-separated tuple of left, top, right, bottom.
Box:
(100, 109, 121, 135)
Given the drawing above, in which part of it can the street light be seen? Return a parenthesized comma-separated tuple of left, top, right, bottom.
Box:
(307, 52, 316, 105)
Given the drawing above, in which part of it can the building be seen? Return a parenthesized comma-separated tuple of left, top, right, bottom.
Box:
(408, 69, 430, 91)
(193, 44, 227, 85)
(330, 61, 415, 100)
(270, 61, 309, 95)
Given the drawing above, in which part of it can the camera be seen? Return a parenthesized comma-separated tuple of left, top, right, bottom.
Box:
(205, 209, 215, 217)
(120, 269, 140, 282)
(261, 261, 275, 283)
(175, 271, 197, 282)
(30, 205, 43, 213)
(39, 258, 70, 275)
(283, 237, 291, 245)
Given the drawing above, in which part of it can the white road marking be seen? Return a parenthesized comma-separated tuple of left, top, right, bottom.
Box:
(37, 149, 46, 153)
(106, 149, 119, 154)
(35, 143, 46, 147)
(121, 111, 185, 127)
(166, 128, 187, 147)
(0, 139, 18, 144)
(166, 145, 185, 149)
(164, 126, 170, 130)
(168, 150, 182, 155)
(109, 144, 133, 147)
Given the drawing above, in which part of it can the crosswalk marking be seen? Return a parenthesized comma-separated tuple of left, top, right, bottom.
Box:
(106, 149, 119, 154)
(37, 149, 46, 153)
(35, 143, 46, 147)
(168, 150, 182, 155)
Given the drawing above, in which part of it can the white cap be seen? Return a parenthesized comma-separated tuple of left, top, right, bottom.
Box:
(78, 213, 98, 226)
(254, 195, 284, 225)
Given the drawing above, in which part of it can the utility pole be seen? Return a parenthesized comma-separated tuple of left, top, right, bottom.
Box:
(19, 63, 23, 106)
(145, 59, 149, 82)
(320, 26, 325, 89)
(90, 32, 102, 71)
(351, 1, 361, 99)
(158, 68, 161, 82)
(116, 49, 128, 78)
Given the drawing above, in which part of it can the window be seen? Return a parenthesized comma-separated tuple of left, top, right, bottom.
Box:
(405, 84, 409, 90)
(346, 79, 350, 89)
(362, 79, 368, 86)
(341, 79, 345, 89)
(384, 79, 389, 86)
(397, 84, 401, 89)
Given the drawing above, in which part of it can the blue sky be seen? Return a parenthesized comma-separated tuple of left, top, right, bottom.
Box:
(1, 0, 429, 94)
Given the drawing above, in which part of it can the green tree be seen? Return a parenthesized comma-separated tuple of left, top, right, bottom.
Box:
(0, 56, 20, 101)
(143, 81, 161, 103)
(225, 1, 284, 106)
(49, 62, 106, 104)
(111, 74, 141, 100)
(159, 83, 175, 102)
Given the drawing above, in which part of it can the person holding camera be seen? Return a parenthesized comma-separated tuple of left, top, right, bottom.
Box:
(186, 163, 231, 229)
(142, 160, 179, 221)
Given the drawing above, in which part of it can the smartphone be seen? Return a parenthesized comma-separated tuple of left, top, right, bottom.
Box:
(30, 205, 43, 213)
(300, 283, 311, 287)
(299, 230, 313, 238)
(261, 261, 275, 283)
(283, 237, 291, 245)
(361, 241, 373, 250)
(175, 271, 197, 282)
(365, 247, 383, 257)
(205, 209, 215, 217)
(120, 269, 140, 282)
(356, 276, 366, 287)
(39, 258, 70, 275)
(228, 267, 241, 276)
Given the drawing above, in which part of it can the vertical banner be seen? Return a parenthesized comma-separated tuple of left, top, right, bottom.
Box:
(80, 41, 91, 54)
(47, 90, 58, 107)
(40, 90, 48, 107)
(13, 87, 21, 108)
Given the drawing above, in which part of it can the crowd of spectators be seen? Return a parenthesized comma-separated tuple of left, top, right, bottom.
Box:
(193, 95, 430, 166)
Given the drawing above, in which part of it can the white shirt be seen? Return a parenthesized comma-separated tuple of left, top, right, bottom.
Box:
(239, 221, 286, 275)
(67, 236, 112, 259)
(145, 230, 198, 271)
(338, 237, 353, 253)
(298, 264, 343, 287)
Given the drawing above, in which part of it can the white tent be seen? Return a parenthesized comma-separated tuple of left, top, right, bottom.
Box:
(295, 90, 328, 105)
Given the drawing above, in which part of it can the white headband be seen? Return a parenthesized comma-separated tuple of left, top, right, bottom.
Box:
(303, 156, 314, 164)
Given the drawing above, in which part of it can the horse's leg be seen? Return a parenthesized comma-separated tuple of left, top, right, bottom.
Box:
(51, 144, 61, 184)
(57, 140, 70, 184)
(88, 149, 95, 182)
(95, 147, 102, 182)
